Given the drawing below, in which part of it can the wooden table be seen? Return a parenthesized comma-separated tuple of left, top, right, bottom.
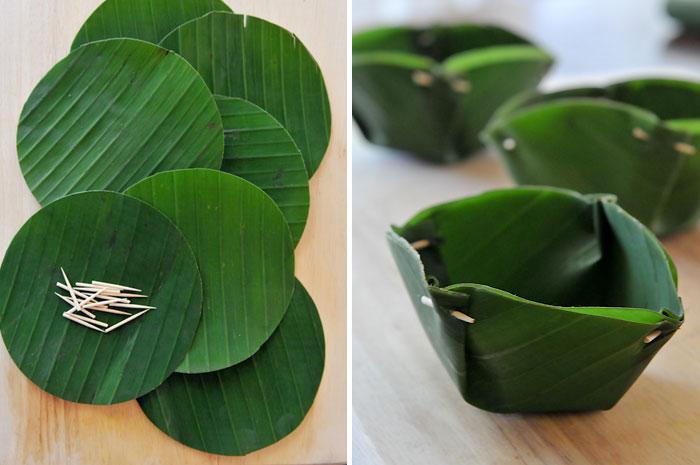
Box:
(0, 1, 347, 464)
(352, 1, 700, 464)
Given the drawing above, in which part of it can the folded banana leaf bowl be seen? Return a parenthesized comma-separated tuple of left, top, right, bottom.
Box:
(483, 78, 700, 236)
(352, 24, 553, 163)
(388, 187, 683, 414)
(668, 0, 700, 31)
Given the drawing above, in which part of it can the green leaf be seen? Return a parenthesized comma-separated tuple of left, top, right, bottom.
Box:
(483, 78, 700, 236)
(160, 12, 331, 177)
(216, 96, 309, 245)
(71, 0, 232, 50)
(17, 38, 224, 206)
(0, 191, 202, 404)
(352, 25, 552, 163)
(137, 279, 325, 456)
(388, 187, 683, 413)
(668, 0, 700, 30)
(125, 169, 295, 374)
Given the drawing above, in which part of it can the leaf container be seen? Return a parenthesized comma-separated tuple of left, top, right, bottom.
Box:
(483, 78, 700, 236)
(352, 24, 553, 163)
(668, 0, 700, 31)
(387, 187, 683, 413)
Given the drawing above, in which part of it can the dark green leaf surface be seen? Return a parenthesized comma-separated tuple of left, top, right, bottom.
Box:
(71, 0, 232, 50)
(668, 0, 700, 30)
(161, 12, 331, 177)
(17, 39, 224, 206)
(0, 191, 202, 404)
(483, 78, 700, 236)
(352, 25, 552, 162)
(388, 187, 682, 413)
(126, 169, 295, 374)
(216, 96, 309, 245)
(138, 280, 325, 456)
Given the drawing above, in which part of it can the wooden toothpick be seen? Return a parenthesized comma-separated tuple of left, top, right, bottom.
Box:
(104, 309, 151, 333)
(63, 313, 105, 332)
(91, 280, 142, 292)
(451, 310, 476, 324)
(644, 330, 662, 344)
(55, 293, 97, 319)
(109, 303, 156, 310)
(83, 298, 129, 309)
(411, 239, 431, 251)
(66, 312, 109, 328)
(90, 307, 132, 316)
(60, 267, 79, 306)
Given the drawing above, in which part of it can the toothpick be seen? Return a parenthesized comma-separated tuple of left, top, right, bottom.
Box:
(674, 142, 697, 156)
(83, 297, 129, 309)
(644, 330, 662, 344)
(632, 127, 650, 141)
(63, 312, 105, 332)
(451, 310, 476, 324)
(77, 288, 106, 308)
(74, 288, 145, 298)
(104, 309, 150, 333)
(90, 307, 132, 316)
(109, 303, 156, 310)
(411, 239, 431, 251)
(91, 280, 142, 292)
(66, 312, 109, 328)
(412, 70, 433, 87)
(54, 293, 97, 319)
(59, 267, 79, 306)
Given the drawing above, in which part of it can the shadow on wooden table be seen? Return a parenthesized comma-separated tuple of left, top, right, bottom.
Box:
(486, 373, 700, 465)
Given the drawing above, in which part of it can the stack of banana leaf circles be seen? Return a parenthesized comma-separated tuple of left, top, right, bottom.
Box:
(0, 0, 329, 456)
(353, 24, 553, 162)
(484, 78, 700, 236)
(668, 0, 700, 30)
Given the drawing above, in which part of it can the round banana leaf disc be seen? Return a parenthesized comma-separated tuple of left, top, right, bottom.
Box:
(160, 11, 331, 177)
(0, 191, 203, 404)
(71, 0, 232, 50)
(17, 38, 224, 206)
(125, 169, 295, 373)
(138, 280, 325, 456)
(216, 96, 309, 245)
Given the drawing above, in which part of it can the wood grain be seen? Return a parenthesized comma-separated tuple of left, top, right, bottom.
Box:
(0, 1, 346, 464)
(352, 1, 700, 463)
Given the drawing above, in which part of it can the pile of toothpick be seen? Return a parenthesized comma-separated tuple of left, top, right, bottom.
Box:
(56, 268, 156, 333)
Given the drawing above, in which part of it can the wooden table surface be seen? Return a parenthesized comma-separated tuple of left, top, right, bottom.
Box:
(0, 1, 347, 464)
(352, 1, 700, 464)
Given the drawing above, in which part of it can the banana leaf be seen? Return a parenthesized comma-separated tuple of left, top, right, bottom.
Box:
(216, 96, 310, 245)
(668, 0, 700, 31)
(125, 169, 295, 374)
(160, 12, 331, 177)
(0, 191, 202, 404)
(17, 38, 223, 206)
(137, 279, 324, 456)
(71, 0, 232, 49)
(387, 187, 683, 413)
(483, 78, 700, 236)
(352, 25, 553, 163)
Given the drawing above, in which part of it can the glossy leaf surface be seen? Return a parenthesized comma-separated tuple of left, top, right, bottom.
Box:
(0, 191, 203, 404)
(138, 280, 324, 455)
(161, 12, 331, 176)
(388, 187, 683, 413)
(17, 39, 223, 206)
(126, 169, 295, 374)
(217, 96, 309, 245)
(353, 25, 552, 162)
